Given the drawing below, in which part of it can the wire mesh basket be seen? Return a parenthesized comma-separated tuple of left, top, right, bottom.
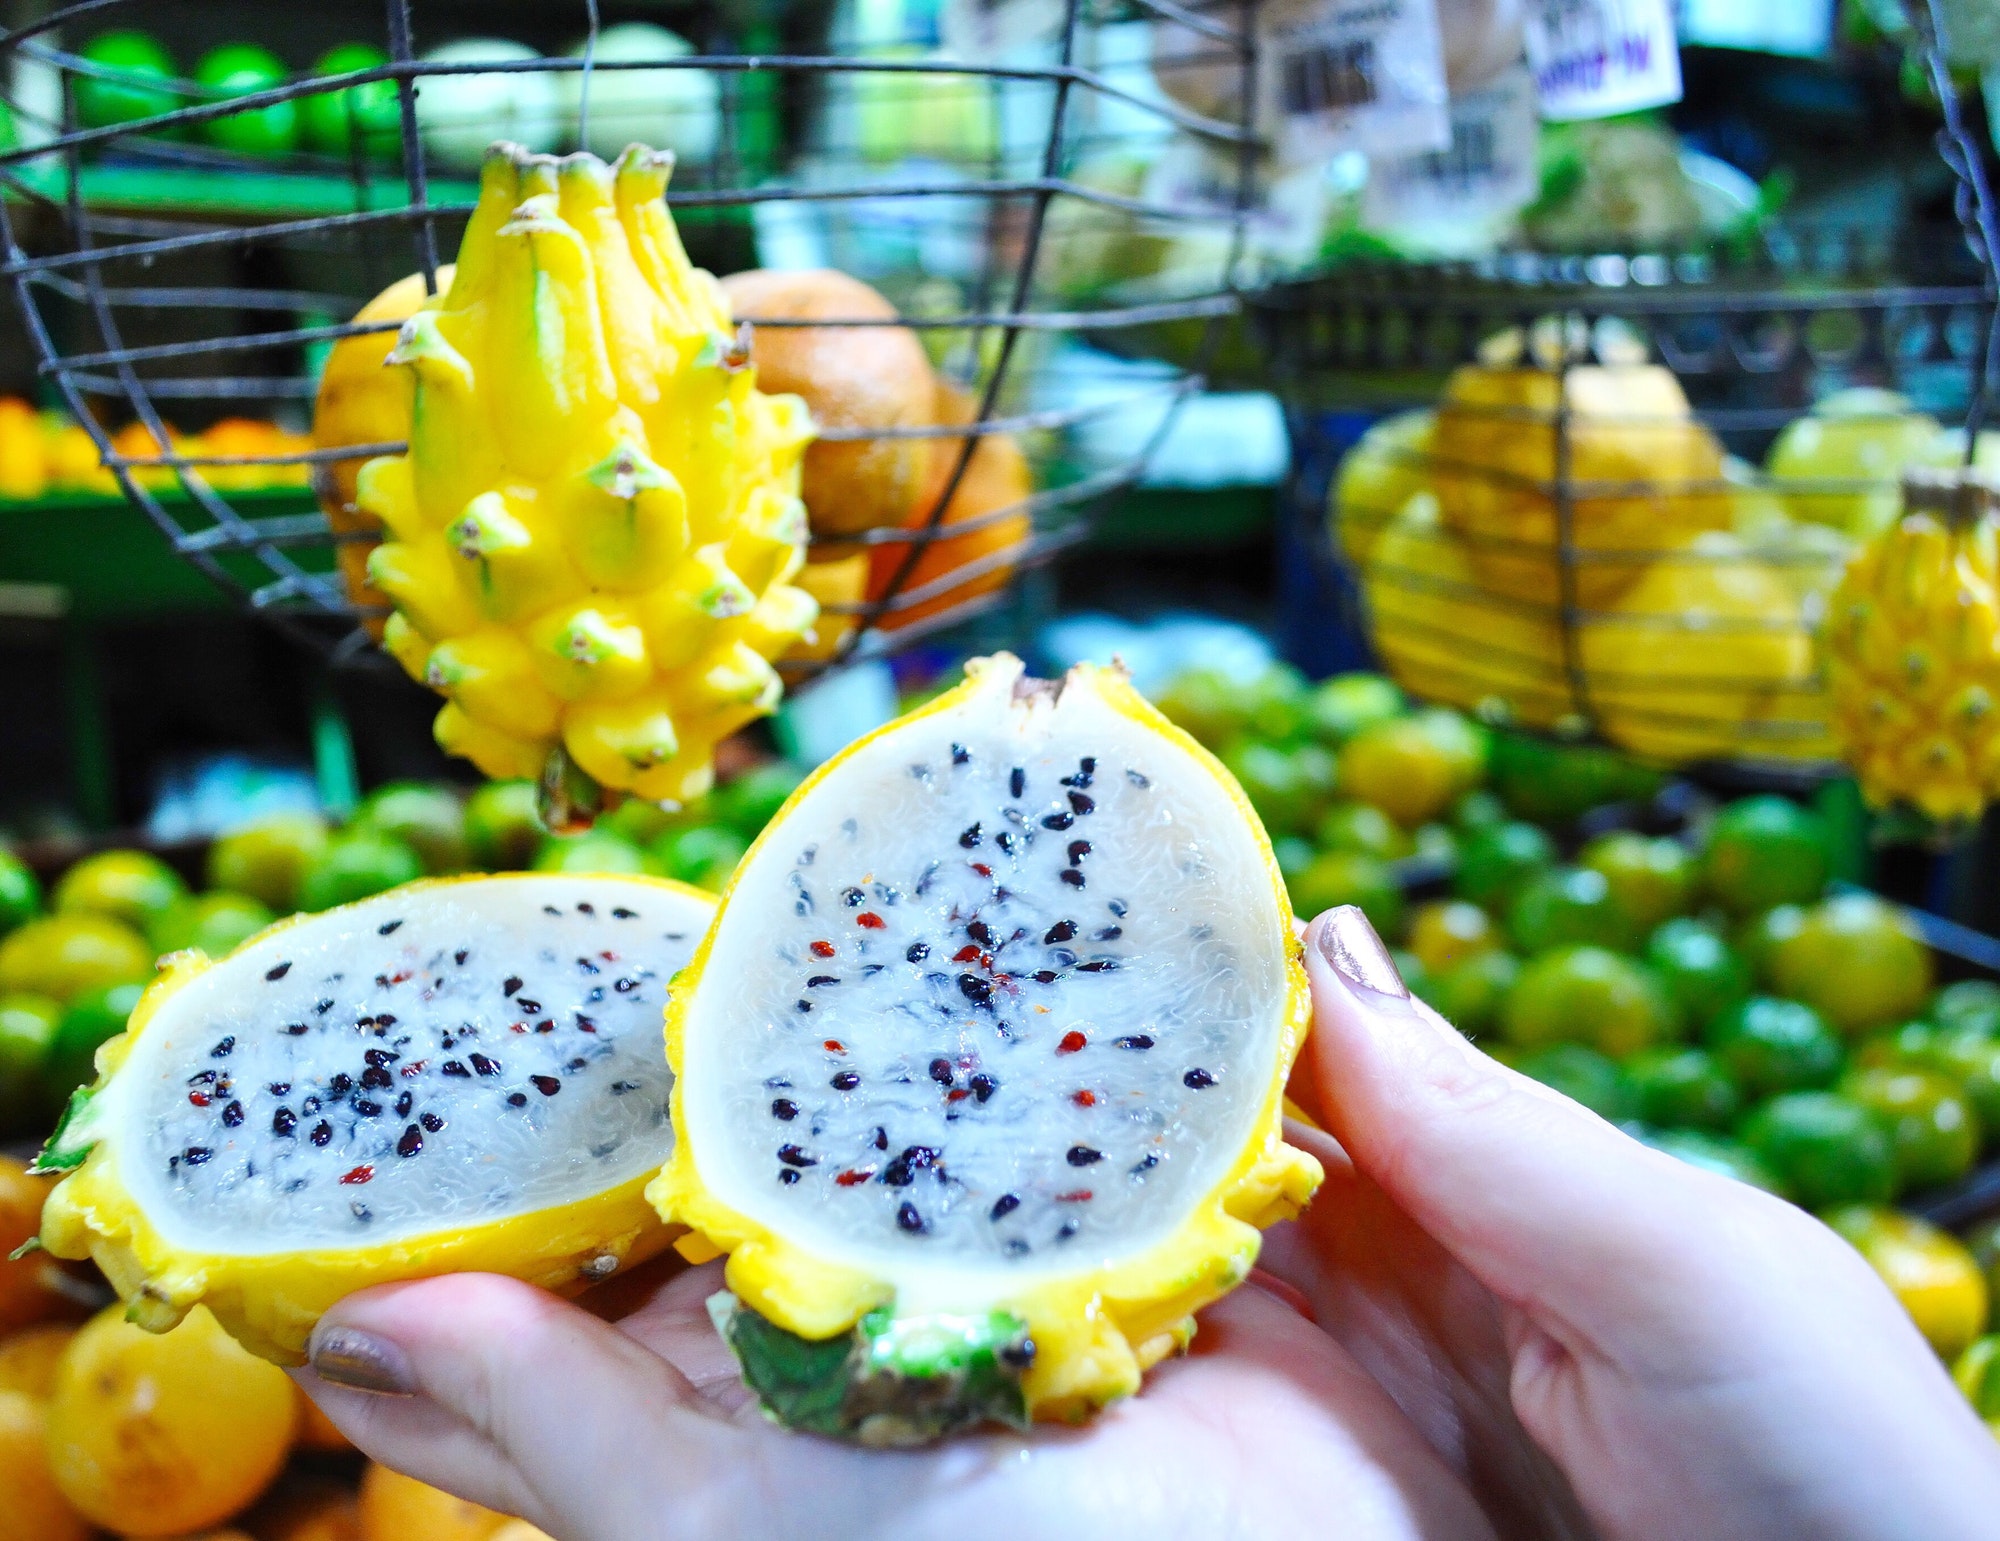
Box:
(1251, 18, 2000, 776)
(0, 0, 1263, 672)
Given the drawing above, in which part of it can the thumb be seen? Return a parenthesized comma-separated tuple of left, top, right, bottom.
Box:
(298, 1273, 718, 1539)
(1297, 905, 1814, 1341)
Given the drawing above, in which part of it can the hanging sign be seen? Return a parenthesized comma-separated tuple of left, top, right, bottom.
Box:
(1269, 0, 1453, 167)
(1522, 0, 1682, 120)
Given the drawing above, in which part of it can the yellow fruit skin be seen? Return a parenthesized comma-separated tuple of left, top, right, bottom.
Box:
(358, 145, 814, 803)
(1433, 363, 1729, 610)
(359, 1465, 512, 1541)
(1332, 409, 1433, 570)
(0, 1323, 77, 1399)
(0, 1387, 92, 1541)
(35, 875, 710, 1365)
(649, 654, 1323, 1424)
(45, 1306, 294, 1536)
(1826, 1206, 1989, 1361)
(1825, 497, 2000, 821)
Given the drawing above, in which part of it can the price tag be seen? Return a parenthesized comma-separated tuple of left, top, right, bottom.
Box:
(1269, 0, 1452, 167)
(1523, 0, 1682, 120)
(1362, 61, 1539, 248)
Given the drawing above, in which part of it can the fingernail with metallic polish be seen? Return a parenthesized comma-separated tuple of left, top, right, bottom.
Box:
(1314, 905, 1410, 1005)
(310, 1325, 415, 1395)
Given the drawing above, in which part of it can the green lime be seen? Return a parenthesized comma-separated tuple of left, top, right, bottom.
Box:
(1766, 895, 1933, 1037)
(1502, 944, 1678, 1056)
(1645, 918, 1750, 1035)
(1971, 1219, 2000, 1311)
(1579, 832, 1695, 934)
(1704, 996, 1844, 1099)
(76, 31, 181, 130)
(1305, 673, 1404, 746)
(1740, 1091, 1897, 1207)
(1488, 732, 1661, 825)
(301, 42, 400, 156)
(1926, 1027, 2000, 1129)
(0, 993, 61, 1135)
(53, 850, 187, 932)
(600, 798, 684, 847)
(1512, 1043, 1635, 1120)
(1424, 949, 1519, 1038)
(1287, 851, 1405, 940)
(207, 814, 331, 910)
(1956, 1334, 2000, 1418)
(1392, 948, 1432, 1003)
(45, 980, 146, 1107)
(1154, 668, 1247, 747)
(1641, 1128, 1788, 1194)
(1841, 1066, 1979, 1190)
(0, 850, 40, 937)
(1272, 836, 1315, 881)
(714, 762, 804, 838)
(1735, 903, 1808, 989)
(1314, 801, 1413, 862)
(297, 833, 424, 911)
(146, 891, 276, 957)
(1241, 664, 1313, 743)
(654, 825, 748, 891)
(194, 43, 298, 157)
(351, 782, 468, 874)
(0, 914, 152, 1004)
(464, 781, 543, 870)
(1407, 899, 1498, 975)
(1853, 1019, 1943, 1072)
(1702, 795, 1830, 916)
(1931, 980, 2000, 1037)
(1412, 822, 1459, 869)
(1506, 866, 1642, 955)
(1222, 739, 1338, 836)
(1450, 789, 1508, 835)
(1338, 711, 1485, 830)
(533, 830, 649, 876)
(1626, 1045, 1741, 1132)
(1454, 821, 1556, 908)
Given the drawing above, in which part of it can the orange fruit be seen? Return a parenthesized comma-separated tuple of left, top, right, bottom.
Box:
(193, 418, 306, 493)
(866, 381, 1032, 635)
(0, 1157, 74, 1336)
(108, 418, 189, 490)
(0, 395, 48, 500)
(719, 268, 937, 538)
(0, 1323, 77, 1398)
(45, 1305, 296, 1536)
(293, 1381, 353, 1453)
(358, 1464, 512, 1541)
(787, 551, 868, 663)
(249, 1483, 363, 1541)
(0, 1387, 91, 1541)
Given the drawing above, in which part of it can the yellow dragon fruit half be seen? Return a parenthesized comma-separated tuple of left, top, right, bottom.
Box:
(361, 143, 818, 811)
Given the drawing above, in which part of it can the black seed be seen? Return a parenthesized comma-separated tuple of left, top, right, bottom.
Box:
(1184, 1068, 1217, 1089)
(806, 975, 839, 988)
(455, 949, 469, 964)
(904, 1145, 939, 1169)
(1001, 1338, 1038, 1368)
(996, 832, 1017, 856)
(778, 1144, 816, 1168)
(330, 1073, 354, 1095)
(503, 976, 522, 997)
(831, 1071, 861, 1091)
(531, 1075, 561, 1097)
(1060, 870, 1086, 888)
(506, 1092, 528, 1108)
(1006, 1238, 1031, 1256)
(1116, 1035, 1154, 1050)
(780, 1168, 801, 1184)
(421, 1111, 445, 1132)
(1050, 948, 1077, 967)
(397, 1125, 424, 1158)
(376, 1014, 396, 1028)
(378, 920, 403, 935)
(315, 998, 335, 1015)
(221, 1100, 243, 1128)
(1132, 1152, 1161, 1174)
(990, 1193, 1020, 1220)
(534, 1020, 555, 1034)
(967, 920, 994, 946)
(906, 942, 930, 963)
(470, 1053, 499, 1077)
(354, 1099, 381, 1117)
(614, 978, 639, 993)
(302, 1095, 321, 1115)
(1127, 769, 1150, 787)
(1077, 960, 1117, 973)
(959, 823, 982, 849)
(897, 1202, 925, 1233)
(360, 1066, 393, 1091)
(1056, 1221, 1079, 1241)
(1041, 810, 1074, 831)
(265, 962, 291, 981)
(587, 988, 604, 1003)
(364, 1048, 397, 1067)
(952, 743, 970, 764)
(284, 1022, 309, 1036)
(873, 1126, 889, 1150)
(1067, 1146, 1103, 1166)
(516, 998, 542, 1014)
(970, 1072, 997, 1102)
(1044, 919, 1077, 944)
(210, 1036, 236, 1058)
(578, 901, 595, 915)
(272, 1107, 296, 1136)
(1033, 970, 1059, 984)
(566, 1056, 587, 1072)
(442, 1061, 469, 1078)
(612, 908, 636, 919)
(1068, 840, 1091, 866)
(1010, 767, 1025, 798)
(610, 1079, 638, 1094)
(396, 1091, 414, 1117)
(958, 974, 992, 1004)
(1068, 791, 1095, 815)
(1094, 927, 1122, 941)
(183, 1146, 212, 1165)
(187, 1070, 217, 1086)
(544, 906, 561, 916)
(929, 1058, 955, 1085)
(843, 887, 865, 907)
(771, 1098, 800, 1120)
(796, 999, 814, 1014)
(1108, 899, 1128, 917)
(310, 1121, 332, 1147)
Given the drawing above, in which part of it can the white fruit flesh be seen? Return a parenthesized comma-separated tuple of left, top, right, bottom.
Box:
(679, 660, 1291, 1304)
(104, 877, 704, 1254)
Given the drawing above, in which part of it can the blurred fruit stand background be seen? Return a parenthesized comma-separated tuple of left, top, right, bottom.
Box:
(5, 0, 2000, 1534)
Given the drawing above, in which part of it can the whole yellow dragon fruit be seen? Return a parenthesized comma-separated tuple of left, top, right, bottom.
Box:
(1826, 466, 2000, 823)
(361, 142, 818, 812)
